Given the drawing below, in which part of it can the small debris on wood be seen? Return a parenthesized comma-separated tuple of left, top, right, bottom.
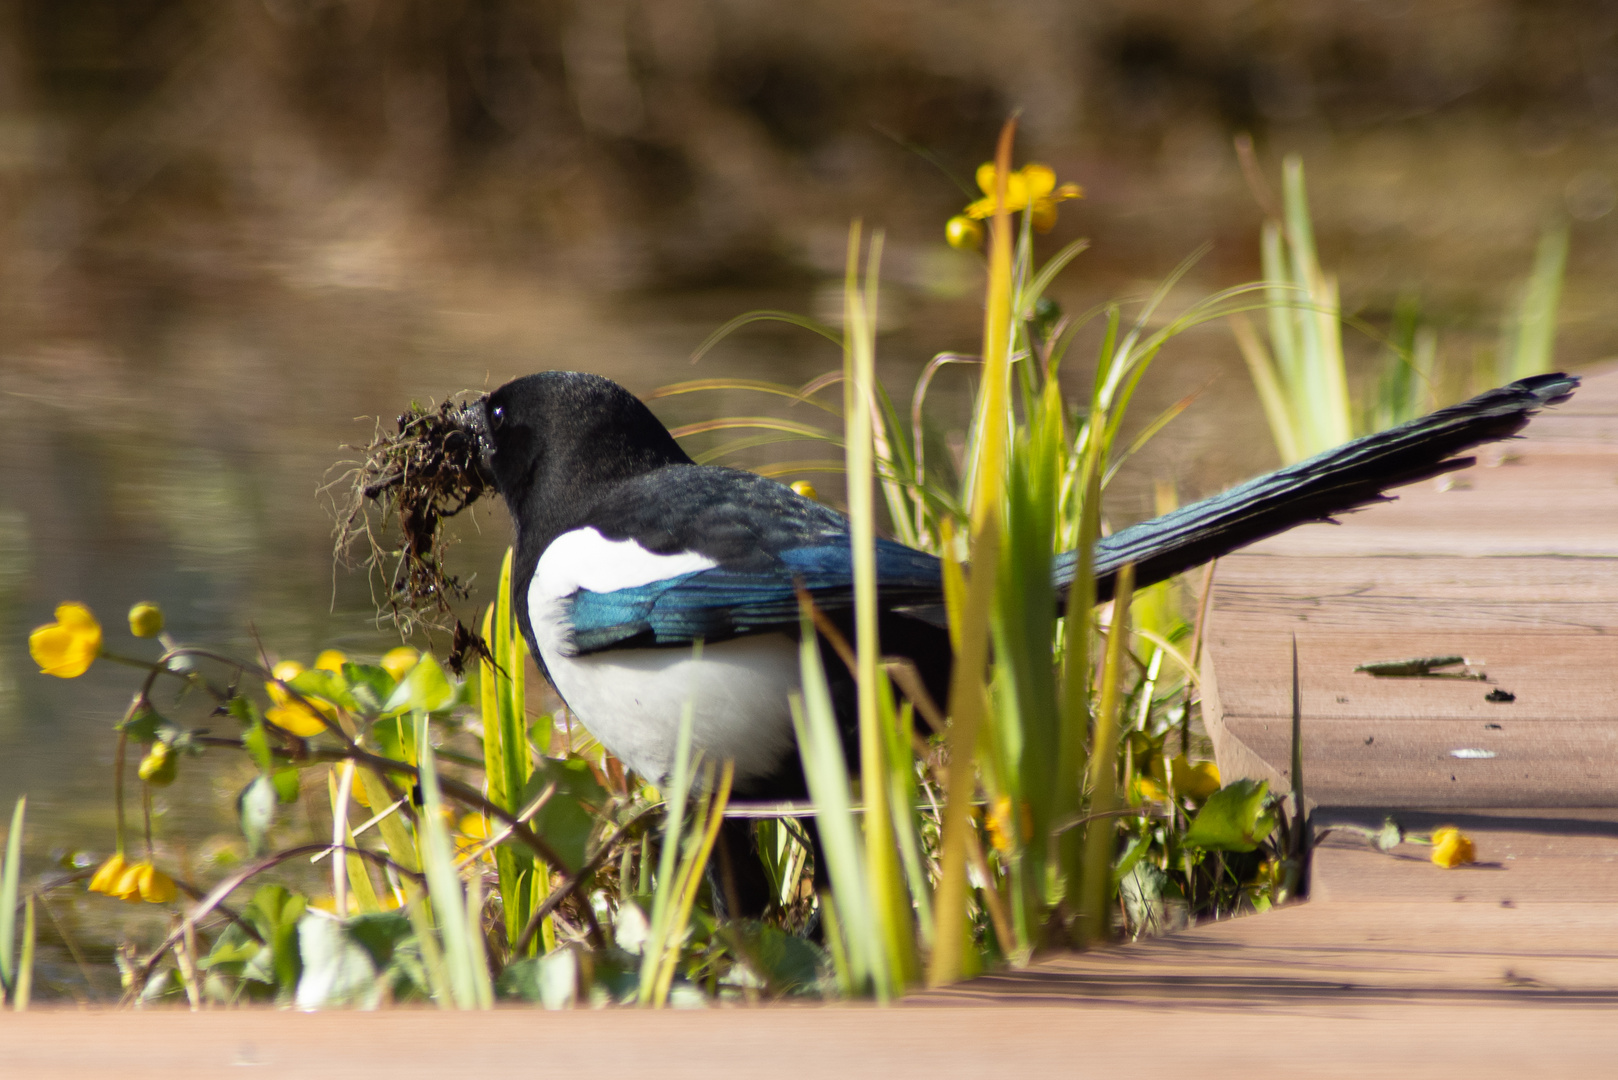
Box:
(1353, 655, 1484, 679)
(1485, 688, 1516, 703)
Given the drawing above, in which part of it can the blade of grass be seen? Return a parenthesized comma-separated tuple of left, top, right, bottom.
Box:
(844, 221, 917, 996)
(0, 796, 24, 998)
(1076, 564, 1134, 946)
(689, 311, 843, 364)
(790, 594, 881, 993)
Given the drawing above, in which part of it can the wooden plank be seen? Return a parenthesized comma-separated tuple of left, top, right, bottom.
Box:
(1203, 364, 1618, 809)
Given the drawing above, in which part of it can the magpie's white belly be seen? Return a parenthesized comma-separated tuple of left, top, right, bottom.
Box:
(539, 634, 801, 785)
(528, 527, 802, 785)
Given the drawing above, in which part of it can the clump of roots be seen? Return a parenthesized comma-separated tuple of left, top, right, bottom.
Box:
(332, 397, 494, 667)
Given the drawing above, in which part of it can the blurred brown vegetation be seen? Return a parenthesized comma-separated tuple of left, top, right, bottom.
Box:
(3, 0, 1617, 324)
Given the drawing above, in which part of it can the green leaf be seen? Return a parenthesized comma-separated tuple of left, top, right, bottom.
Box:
(498, 947, 579, 1009)
(521, 758, 606, 872)
(734, 922, 827, 996)
(1183, 779, 1277, 853)
(294, 913, 380, 1009)
(288, 668, 353, 713)
(197, 921, 259, 972)
(383, 653, 456, 715)
(272, 767, 302, 804)
(341, 664, 396, 715)
(345, 912, 413, 967)
(243, 885, 306, 997)
(239, 776, 277, 856)
(117, 705, 166, 742)
(234, 698, 272, 773)
(1111, 831, 1152, 887)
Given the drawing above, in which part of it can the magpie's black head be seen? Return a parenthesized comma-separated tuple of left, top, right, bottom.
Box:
(466, 371, 693, 544)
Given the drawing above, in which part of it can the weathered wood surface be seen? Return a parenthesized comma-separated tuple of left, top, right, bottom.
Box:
(1202, 365, 1618, 808)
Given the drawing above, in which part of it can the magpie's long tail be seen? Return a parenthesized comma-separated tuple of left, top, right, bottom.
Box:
(1056, 372, 1580, 603)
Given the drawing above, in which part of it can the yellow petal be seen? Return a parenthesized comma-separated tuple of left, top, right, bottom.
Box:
(1030, 199, 1059, 233)
(128, 602, 164, 639)
(1054, 182, 1083, 201)
(315, 650, 348, 673)
(1431, 827, 1476, 868)
(137, 864, 178, 904)
(113, 862, 147, 902)
(381, 647, 420, 682)
(272, 660, 305, 683)
(88, 853, 127, 895)
(458, 814, 490, 841)
(29, 603, 103, 678)
(1021, 164, 1056, 199)
(266, 703, 328, 738)
(975, 162, 998, 197)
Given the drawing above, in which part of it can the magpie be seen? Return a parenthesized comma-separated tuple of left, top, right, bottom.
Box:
(462, 369, 1577, 810)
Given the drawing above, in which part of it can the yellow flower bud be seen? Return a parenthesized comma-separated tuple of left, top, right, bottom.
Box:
(138, 742, 178, 786)
(88, 853, 127, 896)
(790, 480, 820, 501)
(945, 215, 984, 251)
(315, 650, 348, 673)
(271, 660, 305, 684)
(1431, 826, 1476, 868)
(127, 602, 164, 638)
(29, 602, 103, 678)
(380, 646, 420, 682)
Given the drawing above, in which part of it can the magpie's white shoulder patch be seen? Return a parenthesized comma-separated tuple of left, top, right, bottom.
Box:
(529, 527, 717, 654)
(527, 527, 798, 787)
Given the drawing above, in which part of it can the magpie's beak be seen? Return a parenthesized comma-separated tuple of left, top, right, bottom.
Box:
(454, 395, 499, 493)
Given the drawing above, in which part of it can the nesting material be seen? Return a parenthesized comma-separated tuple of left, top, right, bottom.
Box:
(331, 397, 493, 666)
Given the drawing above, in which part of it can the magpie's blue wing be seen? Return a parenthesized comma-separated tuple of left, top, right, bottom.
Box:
(565, 538, 945, 653)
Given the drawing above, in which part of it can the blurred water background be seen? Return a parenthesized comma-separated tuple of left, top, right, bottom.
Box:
(2, 1, 1616, 868)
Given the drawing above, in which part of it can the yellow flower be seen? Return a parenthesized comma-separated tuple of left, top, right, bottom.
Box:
(138, 742, 178, 786)
(315, 650, 348, 673)
(87, 853, 128, 896)
(964, 163, 1083, 232)
(1431, 826, 1476, 869)
(986, 795, 1027, 855)
(29, 602, 103, 678)
(790, 480, 820, 501)
(456, 814, 495, 864)
(266, 703, 329, 738)
(1135, 776, 1168, 803)
(944, 214, 984, 250)
(380, 647, 420, 682)
(1171, 756, 1222, 802)
(111, 860, 178, 904)
(266, 661, 333, 738)
(128, 602, 164, 638)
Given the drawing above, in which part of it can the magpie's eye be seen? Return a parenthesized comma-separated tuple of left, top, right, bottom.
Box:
(489, 404, 505, 430)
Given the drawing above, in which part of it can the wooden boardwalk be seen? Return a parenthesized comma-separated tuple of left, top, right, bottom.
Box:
(8, 370, 1618, 1075)
(910, 363, 1618, 1056)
